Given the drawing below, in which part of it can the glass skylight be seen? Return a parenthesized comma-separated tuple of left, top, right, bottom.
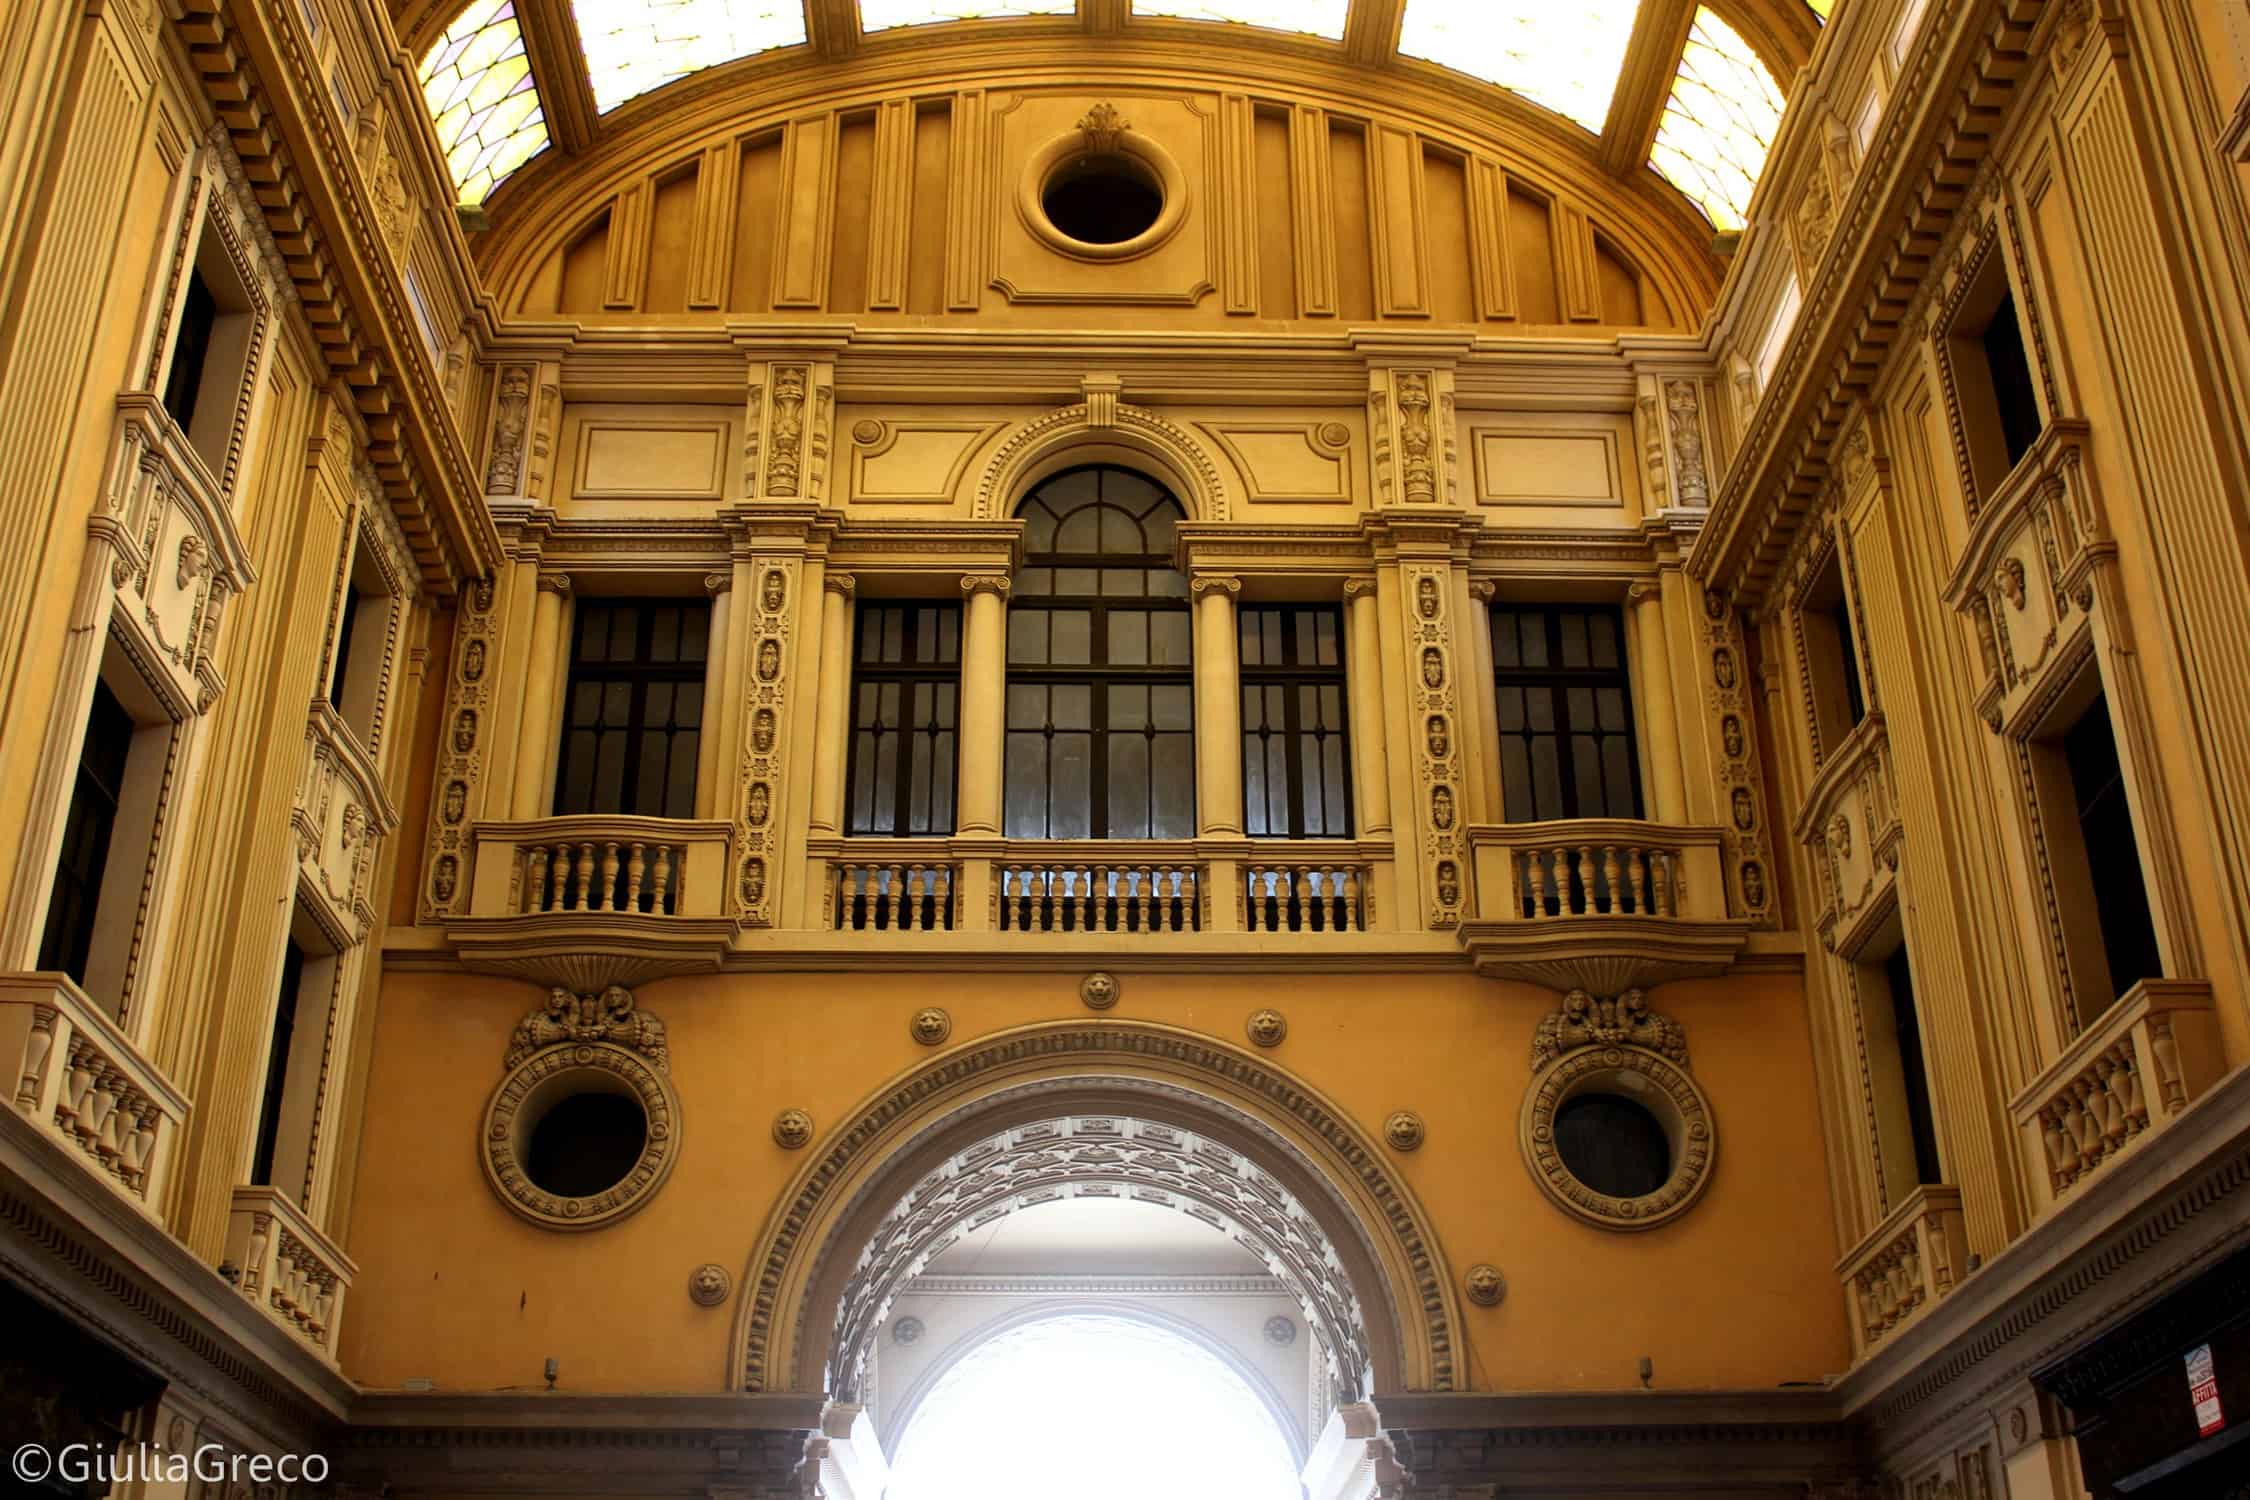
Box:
(1130, 0, 1348, 42)
(419, 0, 550, 207)
(574, 0, 806, 113)
(1648, 6, 1787, 230)
(1396, 0, 1640, 135)
(861, 0, 1073, 32)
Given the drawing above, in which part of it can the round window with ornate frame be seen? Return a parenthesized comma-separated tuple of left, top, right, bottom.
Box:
(482, 1041, 680, 1231)
(1520, 1044, 1714, 1231)
(1019, 121, 1188, 262)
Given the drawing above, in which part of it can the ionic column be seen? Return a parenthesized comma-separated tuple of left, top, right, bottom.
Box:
(693, 572, 732, 818)
(1631, 579, 1688, 824)
(1192, 574, 1244, 838)
(807, 572, 857, 834)
(1343, 578, 1391, 836)
(511, 572, 571, 817)
(1462, 578, 1502, 824)
(955, 575, 1011, 837)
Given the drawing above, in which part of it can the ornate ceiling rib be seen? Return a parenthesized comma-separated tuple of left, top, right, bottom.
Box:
(513, 0, 601, 152)
(1600, 0, 1696, 176)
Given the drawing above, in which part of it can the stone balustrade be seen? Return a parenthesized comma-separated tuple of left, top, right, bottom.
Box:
(0, 973, 189, 1216)
(830, 857, 960, 931)
(997, 858, 1202, 933)
(1835, 1184, 1970, 1357)
(1466, 821, 1728, 922)
(1243, 860, 1371, 932)
(226, 1185, 358, 1361)
(2010, 980, 2221, 1207)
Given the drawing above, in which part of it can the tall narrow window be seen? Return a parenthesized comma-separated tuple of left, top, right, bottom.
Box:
(1831, 596, 1867, 727)
(2063, 693, 2162, 1011)
(1980, 289, 2042, 472)
(1885, 945, 1943, 1188)
(553, 599, 709, 819)
(1240, 605, 1351, 838)
(1803, 552, 1867, 749)
(1005, 467, 1193, 839)
(328, 584, 363, 711)
(249, 939, 306, 1188)
(161, 270, 218, 433)
(37, 681, 136, 985)
(1491, 605, 1642, 823)
(847, 602, 961, 836)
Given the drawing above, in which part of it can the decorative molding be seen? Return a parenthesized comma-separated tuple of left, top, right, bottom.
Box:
(1528, 989, 1689, 1072)
(1520, 1043, 1716, 1233)
(1246, 1008, 1287, 1047)
(689, 1263, 733, 1307)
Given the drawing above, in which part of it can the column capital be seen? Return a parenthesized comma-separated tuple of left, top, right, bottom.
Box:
(1342, 575, 1380, 602)
(825, 571, 858, 599)
(1626, 578, 1663, 606)
(1468, 579, 1497, 603)
(705, 571, 732, 596)
(535, 571, 573, 597)
(961, 573, 1012, 599)
(1190, 573, 1242, 600)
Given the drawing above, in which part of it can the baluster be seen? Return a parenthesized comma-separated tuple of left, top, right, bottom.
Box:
(1575, 847, 1596, 915)
(598, 842, 621, 910)
(549, 845, 569, 909)
(653, 844, 675, 913)
(901, 865, 924, 931)
(527, 846, 551, 913)
(1342, 867, 1363, 932)
(934, 866, 954, 930)
(1298, 868, 1318, 932)
(572, 843, 594, 909)
(1130, 866, 1150, 931)
(1034, 869, 1052, 933)
(1550, 847, 1570, 914)
(1071, 864, 1090, 932)
(1601, 846, 1621, 913)
(833, 865, 853, 930)
(621, 842, 644, 911)
(1517, 850, 1539, 917)
(1655, 851, 1675, 916)
(1244, 868, 1264, 932)
(877, 864, 898, 929)
(1626, 848, 1648, 914)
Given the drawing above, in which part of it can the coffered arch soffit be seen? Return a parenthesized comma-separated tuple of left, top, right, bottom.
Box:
(729, 1019, 1464, 1401)
(473, 49, 1730, 320)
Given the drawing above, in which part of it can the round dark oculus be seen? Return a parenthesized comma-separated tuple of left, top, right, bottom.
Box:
(1552, 1092, 1671, 1200)
(1041, 151, 1164, 245)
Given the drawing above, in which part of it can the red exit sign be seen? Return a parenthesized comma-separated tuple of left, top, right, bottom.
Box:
(2187, 1343, 2225, 1439)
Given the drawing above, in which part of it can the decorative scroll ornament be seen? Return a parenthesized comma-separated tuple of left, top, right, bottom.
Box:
(1077, 101, 1128, 155)
(506, 985, 671, 1071)
(1529, 989, 1689, 1071)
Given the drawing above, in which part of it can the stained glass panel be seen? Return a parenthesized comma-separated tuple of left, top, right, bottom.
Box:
(1648, 6, 1787, 230)
(1395, 0, 1639, 135)
(861, 0, 1073, 32)
(418, 0, 550, 206)
(574, 0, 807, 113)
(1130, 0, 1348, 41)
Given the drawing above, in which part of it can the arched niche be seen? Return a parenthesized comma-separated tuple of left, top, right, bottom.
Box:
(730, 1020, 1463, 1401)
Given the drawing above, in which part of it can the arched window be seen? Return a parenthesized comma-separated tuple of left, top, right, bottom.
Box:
(1005, 468, 1193, 839)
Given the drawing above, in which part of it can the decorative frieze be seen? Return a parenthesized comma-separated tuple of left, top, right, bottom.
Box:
(419, 575, 499, 921)
(483, 365, 531, 496)
(1367, 368, 1460, 508)
(1695, 588, 1777, 926)
(735, 552, 800, 927)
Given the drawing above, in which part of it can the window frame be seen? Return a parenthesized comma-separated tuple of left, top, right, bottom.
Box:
(552, 597, 712, 822)
(1488, 601, 1646, 824)
(844, 599, 962, 838)
(1238, 603, 1354, 839)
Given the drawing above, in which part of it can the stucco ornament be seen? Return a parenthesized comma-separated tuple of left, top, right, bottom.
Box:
(1521, 991, 1713, 1233)
(772, 1108, 815, 1150)
(1079, 971, 1120, 1010)
(1245, 1008, 1287, 1047)
(1264, 1315, 1297, 1347)
(910, 1007, 953, 1046)
(1383, 1110, 1426, 1152)
(891, 1316, 925, 1346)
(688, 1263, 732, 1307)
(1464, 1263, 1506, 1307)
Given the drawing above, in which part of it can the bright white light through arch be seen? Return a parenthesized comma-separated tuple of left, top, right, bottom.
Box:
(885, 1313, 1303, 1500)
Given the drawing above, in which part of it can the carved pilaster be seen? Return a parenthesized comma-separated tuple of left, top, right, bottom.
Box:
(1366, 367, 1460, 508)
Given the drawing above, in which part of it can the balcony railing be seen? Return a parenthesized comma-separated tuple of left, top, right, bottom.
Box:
(1456, 821, 1748, 991)
(226, 1185, 357, 1361)
(831, 858, 960, 931)
(1243, 861, 1371, 932)
(450, 816, 739, 988)
(997, 860, 1202, 933)
(1, 973, 189, 1216)
(2011, 980, 2221, 1208)
(1835, 1184, 1970, 1358)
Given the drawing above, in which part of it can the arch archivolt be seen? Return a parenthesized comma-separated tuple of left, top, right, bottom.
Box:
(729, 1020, 1462, 1400)
(974, 402, 1230, 522)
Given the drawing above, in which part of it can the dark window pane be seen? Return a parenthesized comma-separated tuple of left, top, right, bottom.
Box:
(37, 679, 137, 984)
(1233, 605, 1354, 839)
(847, 603, 964, 836)
(552, 598, 714, 819)
(1492, 605, 1643, 823)
(2063, 693, 2162, 1010)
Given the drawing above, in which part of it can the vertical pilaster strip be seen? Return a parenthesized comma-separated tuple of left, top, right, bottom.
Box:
(1192, 575, 1244, 837)
(955, 575, 1010, 838)
(943, 90, 987, 312)
(510, 576, 566, 817)
(1630, 579, 1686, 823)
(1695, 587, 1774, 926)
(771, 115, 839, 310)
(419, 572, 504, 923)
(1551, 199, 1603, 323)
(1289, 105, 1338, 318)
(1219, 93, 1258, 316)
(687, 142, 740, 311)
(1466, 156, 1515, 322)
(695, 572, 732, 818)
(601, 180, 650, 310)
(1342, 578, 1392, 839)
(735, 548, 801, 927)
(865, 100, 914, 313)
(807, 573, 856, 833)
(1366, 124, 1430, 318)
(1399, 558, 1463, 928)
(1461, 579, 1501, 824)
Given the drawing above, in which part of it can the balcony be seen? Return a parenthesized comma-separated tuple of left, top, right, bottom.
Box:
(816, 839, 1384, 937)
(448, 817, 739, 990)
(293, 701, 398, 949)
(1835, 1184, 1970, 1358)
(1455, 821, 1750, 992)
(225, 1185, 357, 1362)
(2010, 979, 2222, 1209)
(1792, 713, 1900, 959)
(0, 973, 188, 1217)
